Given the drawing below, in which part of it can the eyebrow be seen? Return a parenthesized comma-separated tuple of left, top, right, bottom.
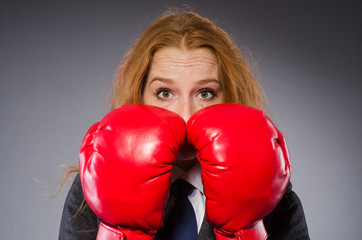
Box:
(149, 77, 221, 86)
(149, 77, 174, 85)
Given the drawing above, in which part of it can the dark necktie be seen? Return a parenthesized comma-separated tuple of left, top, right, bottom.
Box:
(162, 178, 198, 240)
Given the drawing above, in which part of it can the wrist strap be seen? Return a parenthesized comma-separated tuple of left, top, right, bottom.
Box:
(214, 220, 268, 240)
(97, 221, 154, 240)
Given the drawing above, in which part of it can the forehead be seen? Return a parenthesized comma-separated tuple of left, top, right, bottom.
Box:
(150, 47, 218, 71)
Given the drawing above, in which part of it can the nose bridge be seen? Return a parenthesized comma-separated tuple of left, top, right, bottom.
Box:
(178, 98, 195, 122)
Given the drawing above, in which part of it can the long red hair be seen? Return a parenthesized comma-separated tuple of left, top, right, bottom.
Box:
(109, 10, 266, 111)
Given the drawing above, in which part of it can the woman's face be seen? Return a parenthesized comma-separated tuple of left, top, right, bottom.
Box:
(143, 47, 223, 163)
(143, 47, 223, 122)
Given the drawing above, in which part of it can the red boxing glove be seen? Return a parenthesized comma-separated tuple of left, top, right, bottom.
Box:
(187, 103, 291, 240)
(79, 104, 186, 240)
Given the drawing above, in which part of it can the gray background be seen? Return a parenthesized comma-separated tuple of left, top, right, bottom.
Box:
(1, 0, 361, 239)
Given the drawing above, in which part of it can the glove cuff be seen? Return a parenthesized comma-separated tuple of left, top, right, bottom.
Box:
(214, 220, 268, 240)
(97, 221, 154, 240)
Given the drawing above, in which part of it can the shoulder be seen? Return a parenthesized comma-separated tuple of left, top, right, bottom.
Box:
(59, 173, 99, 239)
(263, 182, 310, 240)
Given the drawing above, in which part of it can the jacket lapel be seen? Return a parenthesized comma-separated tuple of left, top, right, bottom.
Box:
(197, 217, 215, 240)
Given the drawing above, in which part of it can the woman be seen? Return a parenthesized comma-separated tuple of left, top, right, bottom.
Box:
(59, 10, 309, 240)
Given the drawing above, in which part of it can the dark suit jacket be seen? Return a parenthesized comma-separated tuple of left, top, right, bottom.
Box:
(59, 174, 309, 240)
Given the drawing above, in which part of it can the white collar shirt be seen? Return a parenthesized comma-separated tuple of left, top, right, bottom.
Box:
(170, 162, 206, 233)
